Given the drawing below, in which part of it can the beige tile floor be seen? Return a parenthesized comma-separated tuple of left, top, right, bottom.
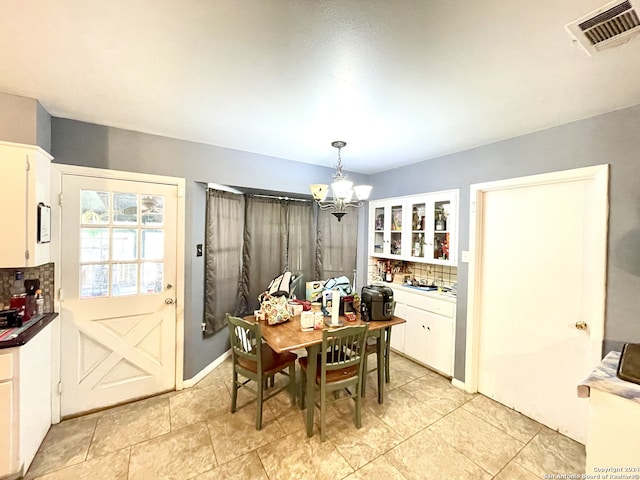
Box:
(25, 352, 586, 479)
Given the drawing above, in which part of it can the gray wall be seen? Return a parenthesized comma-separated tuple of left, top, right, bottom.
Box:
(0, 92, 51, 152)
(51, 118, 370, 379)
(370, 104, 640, 381)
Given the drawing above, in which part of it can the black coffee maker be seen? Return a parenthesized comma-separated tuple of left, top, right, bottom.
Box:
(24, 279, 40, 320)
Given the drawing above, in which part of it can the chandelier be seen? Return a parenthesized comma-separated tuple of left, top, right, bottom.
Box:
(309, 141, 372, 221)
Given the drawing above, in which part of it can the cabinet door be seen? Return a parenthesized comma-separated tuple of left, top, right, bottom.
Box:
(403, 305, 428, 365)
(0, 378, 16, 477)
(422, 311, 454, 376)
(369, 199, 405, 258)
(418, 191, 458, 266)
(407, 196, 428, 260)
(402, 305, 454, 376)
(0, 142, 52, 268)
(0, 145, 29, 267)
(388, 201, 405, 258)
(370, 202, 387, 255)
(390, 300, 406, 353)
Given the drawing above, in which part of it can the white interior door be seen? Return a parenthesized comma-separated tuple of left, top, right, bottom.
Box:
(467, 166, 608, 444)
(60, 174, 179, 417)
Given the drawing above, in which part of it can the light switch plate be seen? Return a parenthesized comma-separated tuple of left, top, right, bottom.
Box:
(461, 250, 469, 263)
(196, 244, 203, 257)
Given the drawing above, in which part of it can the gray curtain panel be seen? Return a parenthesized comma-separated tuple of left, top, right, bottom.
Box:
(316, 207, 359, 282)
(283, 200, 316, 299)
(239, 196, 287, 314)
(203, 189, 245, 336)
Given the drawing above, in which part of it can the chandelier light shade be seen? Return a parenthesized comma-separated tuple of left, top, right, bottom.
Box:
(309, 141, 372, 221)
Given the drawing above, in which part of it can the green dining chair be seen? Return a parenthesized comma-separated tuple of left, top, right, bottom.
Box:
(299, 324, 369, 441)
(361, 327, 392, 397)
(227, 314, 297, 430)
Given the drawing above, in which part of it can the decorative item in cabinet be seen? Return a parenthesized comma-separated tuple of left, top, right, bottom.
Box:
(391, 205, 402, 231)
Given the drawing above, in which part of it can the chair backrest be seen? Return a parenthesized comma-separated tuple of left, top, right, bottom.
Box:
(227, 314, 262, 370)
(321, 325, 369, 374)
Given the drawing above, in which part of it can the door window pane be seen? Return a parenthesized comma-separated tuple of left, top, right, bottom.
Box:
(80, 228, 110, 262)
(81, 190, 109, 224)
(141, 262, 163, 294)
(113, 193, 138, 224)
(141, 195, 164, 226)
(113, 229, 137, 261)
(80, 264, 109, 298)
(141, 230, 164, 260)
(112, 264, 138, 296)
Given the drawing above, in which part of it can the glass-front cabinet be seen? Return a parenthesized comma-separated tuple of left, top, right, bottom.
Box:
(370, 200, 405, 258)
(369, 190, 458, 266)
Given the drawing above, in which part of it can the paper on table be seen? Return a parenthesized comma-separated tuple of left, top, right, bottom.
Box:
(331, 288, 340, 325)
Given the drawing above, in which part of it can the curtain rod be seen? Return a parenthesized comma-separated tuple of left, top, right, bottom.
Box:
(249, 194, 310, 203)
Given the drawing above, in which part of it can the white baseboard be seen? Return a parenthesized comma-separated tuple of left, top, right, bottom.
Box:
(182, 349, 231, 389)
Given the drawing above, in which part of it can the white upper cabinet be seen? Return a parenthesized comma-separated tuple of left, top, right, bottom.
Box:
(0, 141, 53, 268)
(370, 199, 406, 259)
(369, 190, 458, 266)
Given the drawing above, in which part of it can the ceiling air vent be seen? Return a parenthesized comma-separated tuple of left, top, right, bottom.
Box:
(566, 0, 640, 55)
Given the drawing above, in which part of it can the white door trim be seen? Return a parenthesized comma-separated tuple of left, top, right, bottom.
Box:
(464, 165, 609, 393)
(50, 164, 186, 421)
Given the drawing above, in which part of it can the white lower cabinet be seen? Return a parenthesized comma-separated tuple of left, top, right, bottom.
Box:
(0, 320, 54, 479)
(391, 287, 455, 376)
(389, 299, 406, 352)
(0, 356, 16, 478)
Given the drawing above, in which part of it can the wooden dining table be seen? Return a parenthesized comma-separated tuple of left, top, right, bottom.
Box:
(244, 312, 406, 437)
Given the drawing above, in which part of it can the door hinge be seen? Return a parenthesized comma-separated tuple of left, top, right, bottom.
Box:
(57, 382, 62, 395)
(25, 158, 30, 171)
(59, 193, 63, 206)
(58, 287, 63, 302)
(25, 249, 30, 260)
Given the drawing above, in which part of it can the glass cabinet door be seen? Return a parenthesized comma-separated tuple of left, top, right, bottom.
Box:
(390, 203, 404, 256)
(409, 200, 427, 259)
(373, 205, 385, 254)
(432, 199, 452, 261)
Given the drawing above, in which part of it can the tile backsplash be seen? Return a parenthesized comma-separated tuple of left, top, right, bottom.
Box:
(0, 263, 55, 313)
(367, 258, 457, 288)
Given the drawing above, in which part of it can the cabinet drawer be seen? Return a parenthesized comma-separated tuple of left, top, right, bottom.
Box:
(0, 353, 13, 381)
(410, 294, 455, 318)
(392, 289, 410, 305)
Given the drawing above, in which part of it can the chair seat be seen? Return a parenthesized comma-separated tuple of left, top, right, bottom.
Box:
(238, 344, 297, 376)
(299, 356, 358, 383)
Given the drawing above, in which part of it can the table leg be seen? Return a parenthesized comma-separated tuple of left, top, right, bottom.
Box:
(305, 344, 318, 437)
(376, 328, 387, 404)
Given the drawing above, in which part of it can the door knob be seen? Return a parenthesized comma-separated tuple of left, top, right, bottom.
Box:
(575, 320, 587, 330)
(165, 298, 175, 305)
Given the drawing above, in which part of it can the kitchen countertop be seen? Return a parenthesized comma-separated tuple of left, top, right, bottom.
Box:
(385, 283, 458, 303)
(577, 351, 640, 404)
(0, 312, 58, 349)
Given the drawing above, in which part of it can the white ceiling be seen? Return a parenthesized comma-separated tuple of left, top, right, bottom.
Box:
(2, 0, 640, 174)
